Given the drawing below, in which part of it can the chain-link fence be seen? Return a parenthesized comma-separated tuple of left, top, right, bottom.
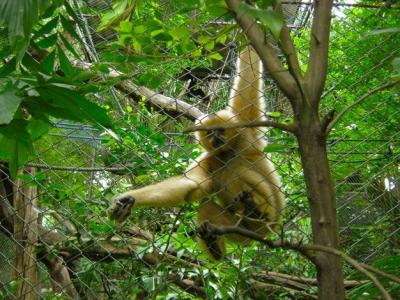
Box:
(0, 0, 399, 299)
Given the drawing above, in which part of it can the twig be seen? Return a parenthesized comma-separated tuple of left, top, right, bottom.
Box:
(202, 222, 397, 300)
(326, 80, 400, 133)
(183, 120, 297, 134)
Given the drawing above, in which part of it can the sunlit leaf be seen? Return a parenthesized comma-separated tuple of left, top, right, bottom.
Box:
(238, 2, 283, 39)
(0, 82, 23, 125)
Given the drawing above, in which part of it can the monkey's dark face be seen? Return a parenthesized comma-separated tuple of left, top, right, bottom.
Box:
(195, 110, 239, 152)
(206, 128, 226, 148)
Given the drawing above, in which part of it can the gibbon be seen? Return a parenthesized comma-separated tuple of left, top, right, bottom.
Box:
(108, 46, 285, 260)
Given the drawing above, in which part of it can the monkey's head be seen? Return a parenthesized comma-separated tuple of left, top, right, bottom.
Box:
(195, 110, 240, 152)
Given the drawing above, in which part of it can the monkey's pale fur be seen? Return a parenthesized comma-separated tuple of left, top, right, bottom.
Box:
(108, 46, 284, 259)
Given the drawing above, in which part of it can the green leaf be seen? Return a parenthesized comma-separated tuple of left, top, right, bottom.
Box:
(204, 0, 230, 18)
(137, 72, 162, 89)
(57, 44, 74, 76)
(98, 0, 130, 31)
(59, 33, 80, 59)
(0, 57, 17, 76)
(41, 50, 56, 73)
(59, 14, 81, 41)
(63, 1, 80, 25)
(238, 3, 283, 39)
(208, 52, 223, 61)
(264, 143, 286, 153)
(36, 85, 111, 127)
(36, 33, 58, 48)
(27, 118, 50, 140)
(0, 0, 41, 62)
(23, 97, 85, 121)
(34, 15, 59, 38)
(117, 19, 133, 33)
(0, 82, 23, 125)
(197, 35, 211, 45)
(0, 119, 34, 178)
(205, 41, 215, 51)
(22, 54, 41, 72)
(266, 111, 281, 118)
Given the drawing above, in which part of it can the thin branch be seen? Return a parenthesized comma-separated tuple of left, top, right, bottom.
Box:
(202, 222, 397, 300)
(361, 263, 400, 284)
(277, 6, 304, 88)
(183, 120, 297, 134)
(326, 80, 400, 133)
(225, 0, 301, 103)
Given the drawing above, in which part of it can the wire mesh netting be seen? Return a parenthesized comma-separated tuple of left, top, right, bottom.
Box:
(0, 0, 399, 299)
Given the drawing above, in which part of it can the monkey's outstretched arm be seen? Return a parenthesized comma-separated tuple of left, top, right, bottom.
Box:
(229, 46, 265, 122)
(108, 172, 211, 222)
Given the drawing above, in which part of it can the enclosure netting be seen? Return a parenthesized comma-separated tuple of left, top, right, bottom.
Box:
(0, 0, 399, 299)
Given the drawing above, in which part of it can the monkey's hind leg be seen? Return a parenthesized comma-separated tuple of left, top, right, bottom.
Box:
(197, 201, 239, 260)
(198, 221, 224, 260)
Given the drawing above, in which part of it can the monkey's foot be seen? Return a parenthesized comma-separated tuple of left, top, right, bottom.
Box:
(198, 221, 223, 260)
(107, 195, 136, 222)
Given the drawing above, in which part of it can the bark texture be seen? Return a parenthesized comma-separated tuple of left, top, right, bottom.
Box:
(13, 168, 39, 300)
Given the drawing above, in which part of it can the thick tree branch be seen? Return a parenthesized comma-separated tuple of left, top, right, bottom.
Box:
(326, 80, 400, 133)
(183, 120, 297, 134)
(305, 0, 334, 105)
(73, 61, 204, 121)
(225, 0, 301, 104)
(201, 222, 397, 300)
(118, 82, 204, 121)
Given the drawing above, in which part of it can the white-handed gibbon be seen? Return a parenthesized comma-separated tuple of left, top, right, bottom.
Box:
(108, 46, 285, 260)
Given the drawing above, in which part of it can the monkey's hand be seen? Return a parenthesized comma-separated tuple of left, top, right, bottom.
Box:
(198, 221, 223, 260)
(107, 195, 136, 222)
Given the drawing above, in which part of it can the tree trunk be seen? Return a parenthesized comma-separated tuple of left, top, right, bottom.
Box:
(297, 121, 345, 300)
(13, 168, 39, 300)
